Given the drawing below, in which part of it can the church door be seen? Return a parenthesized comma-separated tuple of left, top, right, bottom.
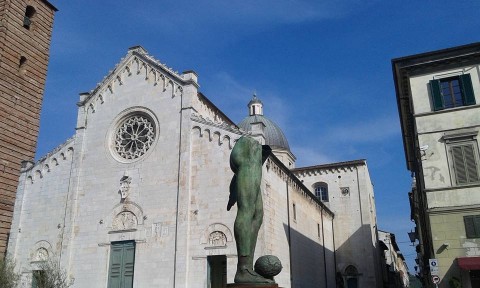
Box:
(207, 255, 226, 288)
(346, 277, 358, 288)
(108, 241, 135, 288)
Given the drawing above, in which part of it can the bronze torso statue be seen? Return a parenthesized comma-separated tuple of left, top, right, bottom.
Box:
(228, 136, 273, 284)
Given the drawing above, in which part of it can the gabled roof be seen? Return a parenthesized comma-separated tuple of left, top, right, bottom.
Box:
(77, 46, 197, 108)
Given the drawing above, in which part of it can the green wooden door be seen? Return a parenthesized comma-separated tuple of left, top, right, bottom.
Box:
(108, 241, 136, 288)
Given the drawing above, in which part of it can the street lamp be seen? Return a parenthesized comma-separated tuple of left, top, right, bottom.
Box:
(408, 230, 417, 246)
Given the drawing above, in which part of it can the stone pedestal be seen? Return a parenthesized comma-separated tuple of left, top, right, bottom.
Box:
(226, 284, 279, 288)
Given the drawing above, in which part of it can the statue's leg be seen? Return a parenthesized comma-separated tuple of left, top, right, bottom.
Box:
(250, 187, 263, 258)
(234, 185, 273, 284)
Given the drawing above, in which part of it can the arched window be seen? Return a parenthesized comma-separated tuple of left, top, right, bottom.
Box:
(314, 182, 328, 202)
(23, 6, 36, 30)
(19, 56, 27, 74)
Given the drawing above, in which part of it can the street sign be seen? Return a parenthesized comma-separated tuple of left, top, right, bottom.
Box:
(429, 258, 439, 275)
(432, 275, 440, 284)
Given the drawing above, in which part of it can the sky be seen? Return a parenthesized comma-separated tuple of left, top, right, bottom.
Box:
(38, 0, 480, 273)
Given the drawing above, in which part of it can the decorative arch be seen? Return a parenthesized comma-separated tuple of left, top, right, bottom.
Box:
(30, 240, 52, 262)
(108, 201, 144, 232)
(191, 126, 202, 137)
(202, 128, 212, 141)
(200, 223, 233, 245)
(213, 131, 221, 145)
(222, 135, 233, 149)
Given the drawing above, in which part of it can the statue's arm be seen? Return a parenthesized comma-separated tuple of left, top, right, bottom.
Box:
(227, 175, 237, 211)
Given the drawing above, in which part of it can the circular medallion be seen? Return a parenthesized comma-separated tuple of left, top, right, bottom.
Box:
(109, 108, 159, 163)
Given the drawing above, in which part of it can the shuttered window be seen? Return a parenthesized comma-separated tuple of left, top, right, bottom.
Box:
(429, 74, 476, 111)
(464, 215, 480, 238)
(450, 142, 480, 185)
(108, 241, 135, 288)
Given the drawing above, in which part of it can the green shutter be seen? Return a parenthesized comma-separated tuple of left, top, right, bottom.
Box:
(475, 216, 480, 238)
(464, 216, 476, 238)
(108, 242, 135, 288)
(451, 146, 468, 184)
(459, 74, 476, 105)
(123, 243, 135, 288)
(451, 143, 480, 185)
(108, 244, 124, 288)
(464, 144, 480, 183)
(430, 79, 444, 111)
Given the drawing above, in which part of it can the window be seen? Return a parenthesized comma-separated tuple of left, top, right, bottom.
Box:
(108, 241, 135, 288)
(449, 141, 480, 185)
(293, 203, 296, 221)
(314, 182, 329, 202)
(429, 74, 475, 111)
(464, 215, 480, 238)
(24, 6, 36, 30)
(317, 223, 321, 238)
(19, 56, 27, 75)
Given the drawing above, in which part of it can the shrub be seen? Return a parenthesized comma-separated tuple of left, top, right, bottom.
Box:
(0, 255, 20, 288)
(32, 258, 74, 288)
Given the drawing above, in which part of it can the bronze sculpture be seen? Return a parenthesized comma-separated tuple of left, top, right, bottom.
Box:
(227, 136, 273, 284)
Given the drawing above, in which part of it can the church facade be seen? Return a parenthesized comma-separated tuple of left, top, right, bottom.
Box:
(7, 46, 382, 287)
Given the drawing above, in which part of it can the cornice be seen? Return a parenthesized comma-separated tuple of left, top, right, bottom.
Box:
(292, 159, 366, 175)
(77, 46, 195, 109)
(191, 113, 244, 136)
(21, 136, 75, 183)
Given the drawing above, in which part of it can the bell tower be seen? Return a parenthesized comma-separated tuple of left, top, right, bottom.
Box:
(0, 0, 57, 255)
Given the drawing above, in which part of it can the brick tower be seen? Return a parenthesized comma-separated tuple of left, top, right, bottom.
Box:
(0, 0, 57, 255)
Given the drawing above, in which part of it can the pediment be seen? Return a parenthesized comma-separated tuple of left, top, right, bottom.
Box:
(77, 46, 197, 110)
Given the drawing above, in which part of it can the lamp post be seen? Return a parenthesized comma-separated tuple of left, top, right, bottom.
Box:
(408, 231, 417, 246)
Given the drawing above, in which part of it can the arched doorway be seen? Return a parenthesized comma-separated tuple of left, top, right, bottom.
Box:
(345, 265, 359, 288)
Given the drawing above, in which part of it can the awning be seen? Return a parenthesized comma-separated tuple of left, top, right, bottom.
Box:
(457, 257, 480, 270)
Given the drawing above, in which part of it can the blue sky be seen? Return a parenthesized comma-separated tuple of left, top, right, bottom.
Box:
(39, 0, 480, 272)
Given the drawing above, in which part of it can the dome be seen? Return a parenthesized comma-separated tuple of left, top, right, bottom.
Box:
(239, 93, 295, 167)
(238, 115, 290, 151)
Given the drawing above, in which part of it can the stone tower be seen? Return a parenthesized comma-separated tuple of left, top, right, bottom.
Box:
(0, 0, 57, 255)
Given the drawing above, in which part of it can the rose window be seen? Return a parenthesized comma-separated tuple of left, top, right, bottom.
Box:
(114, 115, 155, 160)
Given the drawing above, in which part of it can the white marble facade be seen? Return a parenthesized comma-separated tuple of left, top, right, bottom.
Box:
(8, 46, 380, 288)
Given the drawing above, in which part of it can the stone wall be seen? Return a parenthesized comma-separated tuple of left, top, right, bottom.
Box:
(0, 0, 56, 255)
(294, 160, 382, 287)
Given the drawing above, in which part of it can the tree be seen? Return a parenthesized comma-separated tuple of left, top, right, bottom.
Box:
(0, 255, 20, 288)
(32, 258, 74, 288)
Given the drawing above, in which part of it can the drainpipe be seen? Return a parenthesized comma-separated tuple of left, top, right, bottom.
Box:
(332, 218, 337, 273)
(173, 93, 185, 288)
(286, 180, 293, 286)
(321, 207, 328, 288)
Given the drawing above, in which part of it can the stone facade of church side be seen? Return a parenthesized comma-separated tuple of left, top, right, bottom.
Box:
(7, 47, 338, 288)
